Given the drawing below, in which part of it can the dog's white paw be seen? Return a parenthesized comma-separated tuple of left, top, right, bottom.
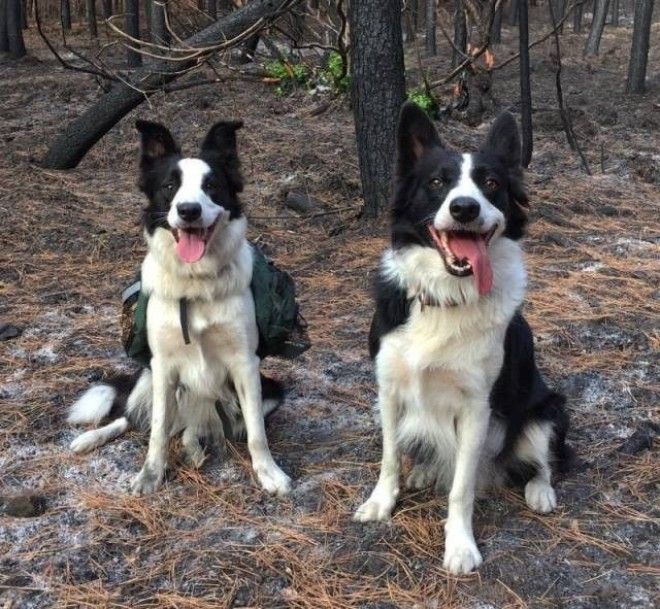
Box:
(443, 531, 482, 575)
(131, 464, 165, 496)
(254, 461, 291, 496)
(70, 431, 98, 454)
(525, 479, 557, 513)
(353, 485, 399, 522)
(406, 464, 435, 490)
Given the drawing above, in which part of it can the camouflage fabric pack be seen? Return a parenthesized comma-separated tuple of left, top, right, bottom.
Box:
(120, 246, 310, 366)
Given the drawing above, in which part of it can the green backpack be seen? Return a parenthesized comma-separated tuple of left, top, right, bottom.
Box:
(121, 245, 310, 366)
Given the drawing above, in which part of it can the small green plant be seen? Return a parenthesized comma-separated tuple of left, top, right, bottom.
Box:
(265, 59, 309, 95)
(322, 51, 351, 93)
(407, 87, 439, 118)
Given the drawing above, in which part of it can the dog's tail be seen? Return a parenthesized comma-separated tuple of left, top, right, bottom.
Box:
(68, 371, 151, 453)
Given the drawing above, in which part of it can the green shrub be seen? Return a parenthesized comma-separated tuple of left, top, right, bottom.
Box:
(265, 60, 309, 95)
(407, 88, 439, 117)
(322, 51, 351, 93)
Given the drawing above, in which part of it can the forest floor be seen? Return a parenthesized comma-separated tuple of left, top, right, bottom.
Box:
(1, 11, 658, 609)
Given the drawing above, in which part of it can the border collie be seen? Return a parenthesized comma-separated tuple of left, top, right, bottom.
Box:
(68, 120, 291, 497)
(354, 103, 570, 574)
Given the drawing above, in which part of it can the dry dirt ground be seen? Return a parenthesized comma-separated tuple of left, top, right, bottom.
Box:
(1, 12, 659, 609)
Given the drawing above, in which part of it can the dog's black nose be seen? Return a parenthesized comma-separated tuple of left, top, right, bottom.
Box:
(177, 203, 202, 222)
(449, 197, 480, 223)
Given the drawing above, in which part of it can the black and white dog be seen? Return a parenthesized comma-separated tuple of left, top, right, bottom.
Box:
(68, 120, 291, 497)
(354, 103, 570, 574)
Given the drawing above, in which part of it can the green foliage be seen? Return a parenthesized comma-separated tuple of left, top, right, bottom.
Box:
(407, 88, 439, 118)
(321, 51, 351, 93)
(265, 60, 309, 95)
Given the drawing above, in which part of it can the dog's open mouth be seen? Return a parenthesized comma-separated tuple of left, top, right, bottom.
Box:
(171, 222, 217, 264)
(428, 225, 497, 296)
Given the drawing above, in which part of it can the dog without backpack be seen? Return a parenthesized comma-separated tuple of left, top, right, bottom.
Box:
(121, 245, 310, 366)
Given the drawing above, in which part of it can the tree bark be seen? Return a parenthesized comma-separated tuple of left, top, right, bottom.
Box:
(610, 0, 620, 24)
(573, 0, 584, 32)
(349, 0, 406, 218)
(584, 0, 610, 56)
(508, 0, 520, 25)
(102, 0, 112, 18)
(61, 0, 71, 30)
(43, 0, 301, 170)
(125, 0, 142, 67)
(0, 0, 9, 53)
(625, 0, 654, 93)
(425, 0, 436, 55)
(519, 0, 532, 167)
(452, 0, 467, 67)
(490, 2, 503, 44)
(20, 0, 27, 29)
(208, 0, 217, 18)
(86, 0, 98, 37)
(151, 0, 169, 45)
(6, 0, 25, 57)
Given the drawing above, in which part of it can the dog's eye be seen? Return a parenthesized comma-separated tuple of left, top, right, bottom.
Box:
(429, 178, 443, 189)
(164, 182, 175, 193)
(485, 178, 500, 191)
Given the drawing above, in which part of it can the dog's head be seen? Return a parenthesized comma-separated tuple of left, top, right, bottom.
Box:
(392, 102, 528, 295)
(136, 119, 244, 264)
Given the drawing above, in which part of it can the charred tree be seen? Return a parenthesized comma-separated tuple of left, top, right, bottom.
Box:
(208, 0, 217, 18)
(508, 0, 520, 25)
(490, 2, 503, 43)
(6, 0, 26, 57)
(42, 0, 301, 170)
(151, 0, 169, 45)
(61, 0, 71, 30)
(625, 0, 654, 93)
(452, 0, 467, 67)
(425, 0, 437, 55)
(0, 0, 9, 53)
(584, 0, 610, 56)
(573, 0, 584, 32)
(86, 0, 98, 37)
(125, 0, 142, 67)
(102, 0, 112, 18)
(349, 0, 406, 218)
(519, 0, 532, 167)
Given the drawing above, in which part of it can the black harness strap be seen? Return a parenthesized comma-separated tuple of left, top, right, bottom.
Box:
(179, 298, 191, 345)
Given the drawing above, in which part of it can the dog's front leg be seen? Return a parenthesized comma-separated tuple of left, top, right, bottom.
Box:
(230, 355, 291, 496)
(131, 357, 175, 495)
(354, 383, 400, 522)
(443, 396, 490, 574)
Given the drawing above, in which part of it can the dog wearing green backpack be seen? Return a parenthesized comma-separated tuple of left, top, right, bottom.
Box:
(68, 119, 308, 496)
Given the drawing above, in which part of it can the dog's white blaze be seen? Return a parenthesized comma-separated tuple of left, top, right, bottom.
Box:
(68, 384, 116, 425)
(167, 158, 225, 229)
(433, 153, 505, 235)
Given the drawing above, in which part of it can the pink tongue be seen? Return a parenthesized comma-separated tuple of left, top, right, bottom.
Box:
(448, 233, 493, 296)
(175, 230, 206, 263)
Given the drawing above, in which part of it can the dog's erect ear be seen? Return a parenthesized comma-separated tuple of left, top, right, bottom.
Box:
(481, 112, 521, 169)
(135, 120, 180, 164)
(201, 120, 244, 156)
(397, 101, 443, 177)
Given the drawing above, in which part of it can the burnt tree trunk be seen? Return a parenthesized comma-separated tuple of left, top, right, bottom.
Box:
(86, 0, 98, 37)
(519, 0, 532, 167)
(611, 0, 620, 24)
(0, 0, 9, 53)
(625, 0, 654, 93)
(584, 0, 610, 56)
(573, 0, 584, 31)
(425, 0, 436, 55)
(452, 0, 467, 67)
(208, 0, 217, 18)
(102, 0, 112, 18)
(125, 0, 142, 67)
(151, 0, 169, 45)
(6, 0, 25, 57)
(349, 0, 406, 218)
(42, 0, 301, 169)
(20, 0, 27, 29)
(490, 2, 503, 43)
(61, 0, 71, 30)
(508, 0, 520, 25)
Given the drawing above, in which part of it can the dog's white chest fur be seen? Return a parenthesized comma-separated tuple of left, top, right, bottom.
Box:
(376, 238, 526, 485)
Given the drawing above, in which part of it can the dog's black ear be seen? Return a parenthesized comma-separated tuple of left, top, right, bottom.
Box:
(481, 112, 521, 169)
(135, 120, 180, 163)
(201, 120, 244, 194)
(201, 120, 244, 155)
(397, 101, 443, 177)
